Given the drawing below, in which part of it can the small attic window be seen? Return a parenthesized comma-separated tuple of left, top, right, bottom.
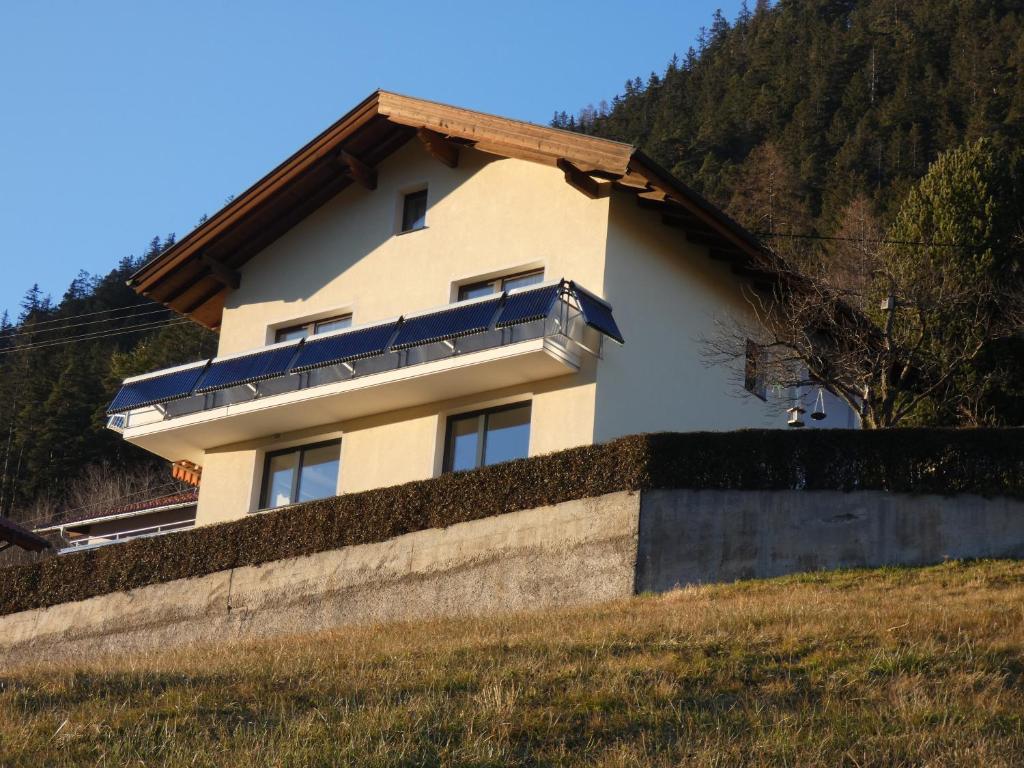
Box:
(401, 189, 428, 233)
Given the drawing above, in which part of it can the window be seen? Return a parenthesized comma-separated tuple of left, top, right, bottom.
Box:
(443, 402, 531, 473)
(744, 339, 767, 400)
(401, 189, 428, 232)
(274, 314, 352, 343)
(260, 440, 341, 509)
(457, 269, 544, 301)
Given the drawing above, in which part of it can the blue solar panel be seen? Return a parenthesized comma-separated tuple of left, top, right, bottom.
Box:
(391, 296, 503, 349)
(570, 283, 624, 344)
(107, 363, 209, 414)
(196, 344, 301, 393)
(291, 321, 400, 372)
(495, 283, 562, 328)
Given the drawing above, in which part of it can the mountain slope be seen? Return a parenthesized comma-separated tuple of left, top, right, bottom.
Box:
(557, 0, 1024, 234)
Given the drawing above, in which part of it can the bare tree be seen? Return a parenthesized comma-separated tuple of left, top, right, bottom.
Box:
(705, 194, 1024, 428)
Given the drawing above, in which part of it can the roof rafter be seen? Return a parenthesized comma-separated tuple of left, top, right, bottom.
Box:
(557, 159, 611, 199)
(338, 150, 377, 190)
(417, 127, 459, 168)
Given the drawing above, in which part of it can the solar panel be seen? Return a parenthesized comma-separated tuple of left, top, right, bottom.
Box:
(391, 296, 503, 349)
(196, 345, 301, 393)
(107, 363, 209, 414)
(495, 283, 562, 328)
(291, 321, 400, 372)
(570, 283, 624, 344)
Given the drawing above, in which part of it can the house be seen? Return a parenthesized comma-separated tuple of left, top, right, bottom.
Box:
(105, 91, 855, 532)
(34, 490, 198, 553)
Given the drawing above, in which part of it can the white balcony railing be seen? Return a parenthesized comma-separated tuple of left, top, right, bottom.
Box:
(58, 519, 195, 554)
(106, 280, 622, 463)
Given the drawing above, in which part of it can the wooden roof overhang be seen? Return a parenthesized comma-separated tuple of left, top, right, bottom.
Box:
(130, 91, 779, 329)
(0, 515, 52, 553)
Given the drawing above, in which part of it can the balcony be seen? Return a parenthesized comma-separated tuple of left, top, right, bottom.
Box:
(107, 280, 623, 463)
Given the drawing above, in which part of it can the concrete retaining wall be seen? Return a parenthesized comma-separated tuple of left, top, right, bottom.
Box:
(3, 488, 1023, 662)
(636, 489, 1024, 591)
(0, 491, 640, 663)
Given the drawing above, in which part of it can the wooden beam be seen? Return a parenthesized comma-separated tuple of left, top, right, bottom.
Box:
(180, 281, 225, 315)
(685, 231, 731, 247)
(417, 127, 459, 168)
(339, 150, 377, 190)
(660, 213, 716, 237)
(200, 254, 240, 290)
(557, 159, 611, 199)
(709, 248, 742, 262)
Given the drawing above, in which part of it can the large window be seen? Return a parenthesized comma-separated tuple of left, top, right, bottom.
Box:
(275, 314, 352, 343)
(400, 189, 428, 233)
(260, 440, 341, 509)
(457, 269, 544, 301)
(443, 402, 531, 473)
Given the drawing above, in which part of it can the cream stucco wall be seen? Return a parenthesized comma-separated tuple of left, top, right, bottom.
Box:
(196, 143, 607, 526)
(592, 190, 776, 440)
(191, 141, 799, 528)
(218, 141, 610, 353)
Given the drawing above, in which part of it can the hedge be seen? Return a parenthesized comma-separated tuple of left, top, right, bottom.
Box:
(2, 428, 1022, 617)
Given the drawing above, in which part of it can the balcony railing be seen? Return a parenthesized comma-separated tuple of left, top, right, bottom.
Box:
(58, 519, 195, 554)
(106, 279, 622, 434)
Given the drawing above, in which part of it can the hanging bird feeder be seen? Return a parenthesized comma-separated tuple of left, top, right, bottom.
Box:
(787, 404, 806, 428)
(811, 387, 827, 421)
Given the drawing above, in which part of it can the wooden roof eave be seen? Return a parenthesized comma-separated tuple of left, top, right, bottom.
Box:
(127, 91, 780, 331)
(129, 91, 386, 293)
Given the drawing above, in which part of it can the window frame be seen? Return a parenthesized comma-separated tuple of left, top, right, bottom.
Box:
(259, 438, 342, 510)
(442, 401, 532, 473)
(744, 339, 768, 401)
(456, 269, 545, 301)
(273, 313, 352, 344)
(400, 188, 429, 233)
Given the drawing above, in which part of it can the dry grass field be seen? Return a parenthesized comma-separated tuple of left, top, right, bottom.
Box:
(2, 560, 1023, 767)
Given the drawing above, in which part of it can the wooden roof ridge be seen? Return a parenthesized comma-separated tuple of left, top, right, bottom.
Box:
(128, 90, 773, 329)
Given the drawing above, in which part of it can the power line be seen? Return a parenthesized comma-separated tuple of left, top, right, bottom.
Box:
(9, 301, 162, 330)
(0, 306, 172, 340)
(755, 231, 974, 248)
(0, 319, 192, 355)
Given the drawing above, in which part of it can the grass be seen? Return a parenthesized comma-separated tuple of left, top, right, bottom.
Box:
(2, 560, 1024, 767)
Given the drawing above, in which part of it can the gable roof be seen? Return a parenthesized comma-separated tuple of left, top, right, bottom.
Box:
(130, 90, 774, 329)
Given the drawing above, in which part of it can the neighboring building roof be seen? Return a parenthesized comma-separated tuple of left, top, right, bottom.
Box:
(34, 490, 199, 534)
(0, 515, 52, 552)
(129, 90, 777, 330)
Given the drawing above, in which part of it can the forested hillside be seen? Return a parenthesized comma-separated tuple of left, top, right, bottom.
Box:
(554, 0, 1024, 235)
(556, 0, 1024, 428)
(2, 0, 1022, 526)
(0, 238, 216, 527)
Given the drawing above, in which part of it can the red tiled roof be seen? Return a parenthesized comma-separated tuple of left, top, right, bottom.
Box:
(36, 489, 199, 531)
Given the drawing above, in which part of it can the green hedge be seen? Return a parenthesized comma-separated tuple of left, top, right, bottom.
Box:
(1, 429, 1021, 617)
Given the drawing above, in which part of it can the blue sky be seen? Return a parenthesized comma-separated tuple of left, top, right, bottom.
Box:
(0, 1, 741, 319)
